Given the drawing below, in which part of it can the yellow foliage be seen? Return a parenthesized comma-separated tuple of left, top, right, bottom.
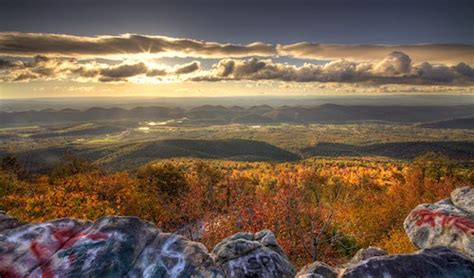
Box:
(377, 228, 417, 254)
(1, 155, 471, 267)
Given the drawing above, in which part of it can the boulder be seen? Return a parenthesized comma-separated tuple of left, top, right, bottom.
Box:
(347, 246, 387, 265)
(0, 211, 25, 232)
(0, 216, 223, 277)
(404, 191, 474, 257)
(296, 261, 337, 278)
(341, 246, 474, 278)
(212, 229, 295, 277)
(451, 186, 474, 214)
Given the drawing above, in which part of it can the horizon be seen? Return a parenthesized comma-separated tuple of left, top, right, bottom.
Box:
(2, 94, 474, 113)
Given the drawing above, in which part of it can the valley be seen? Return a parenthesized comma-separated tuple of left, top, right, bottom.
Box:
(1, 104, 473, 173)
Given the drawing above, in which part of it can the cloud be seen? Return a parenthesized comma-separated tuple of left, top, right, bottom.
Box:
(191, 52, 474, 85)
(1, 32, 473, 66)
(0, 32, 276, 59)
(372, 51, 411, 76)
(0, 56, 202, 83)
(146, 69, 168, 77)
(1, 52, 473, 89)
(278, 43, 474, 65)
(0, 55, 83, 82)
(0, 58, 13, 69)
(174, 61, 200, 74)
(99, 62, 148, 82)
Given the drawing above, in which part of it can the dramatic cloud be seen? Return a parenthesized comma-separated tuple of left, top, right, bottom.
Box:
(0, 56, 201, 83)
(278, 43, 474, 65)
(99, 62, 149, 82)
(372, 51, 412, 76)
(0, 56, 83, 82)
(174, 61, 200, 74)
(1, 51, 473, 89)
(0, 32, 276, 59)
(0, 58, 13, 69)
(1, 32, 473, 66)
(192, 52, 474, 85)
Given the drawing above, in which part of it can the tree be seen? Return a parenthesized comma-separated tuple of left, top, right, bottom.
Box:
(137, 161, 189, 198)
(194, 161, 223, 210)
(50, 152, 101, 181)
(1, 156, 23, 178)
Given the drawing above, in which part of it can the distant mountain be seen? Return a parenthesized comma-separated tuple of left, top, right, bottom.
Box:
(0, 106, 185, 127)
(301, 141, 474, 160)
(2, 104, 474, 127)
(419, 117, 474, 129)
(264, 104, 474, 123)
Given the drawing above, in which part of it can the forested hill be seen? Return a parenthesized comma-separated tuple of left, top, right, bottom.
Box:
(301, 141, 474, 160)
(0, 139, 300, 172)
(419, 117, 474, 129)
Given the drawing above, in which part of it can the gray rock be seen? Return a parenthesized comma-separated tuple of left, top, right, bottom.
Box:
(0, 216, 224, 277)
(451, 186, 474, 214)
(175, 219, 205, 241)
(347, 246, 387, 265)
(404, 198, 474, 257)
(0, 211, 25, 232)
(296, 261, 337, 278)
(341, 247, 474, 278)
(212, 229, 295, 277)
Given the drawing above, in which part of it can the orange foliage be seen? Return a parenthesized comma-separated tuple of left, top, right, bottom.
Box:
(1, 153, 471, 267)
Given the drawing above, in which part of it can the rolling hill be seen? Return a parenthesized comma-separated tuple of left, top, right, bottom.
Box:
(301, 141, 474, 160)
(3, 139, 301, 172)
(419, 117, 474, 129)
(96, 139, 301, 170)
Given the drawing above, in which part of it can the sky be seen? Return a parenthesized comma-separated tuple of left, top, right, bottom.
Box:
(0, 0, 473, 98)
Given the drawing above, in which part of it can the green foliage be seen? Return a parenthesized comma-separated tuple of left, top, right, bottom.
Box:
(49, 153, 102, 181)
(409, 152, 455, 182)
(1, 156, 22, 176)
(0, 171, 21, 205)
(137, 161, 189, 198)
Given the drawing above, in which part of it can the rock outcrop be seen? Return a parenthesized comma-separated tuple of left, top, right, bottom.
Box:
(0, 216, 223, 277)
(0, 210, 25, 232)
(342, 246, 474, 277)
(404, 186, 474, 257)
(451, 186, 474, 214)
(295, 261, 337, 278)
(296, 186, 474, 278)
(1, 186, 473, 277)
(212, 230, 295, 278)
(346, 246, 387, 265)
(297, 246, 474, 278)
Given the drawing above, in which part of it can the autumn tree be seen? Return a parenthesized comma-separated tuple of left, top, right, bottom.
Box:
(49, 152, 102, 182)
(1, 156, 25, 179)
(137, 161, 189, 198)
